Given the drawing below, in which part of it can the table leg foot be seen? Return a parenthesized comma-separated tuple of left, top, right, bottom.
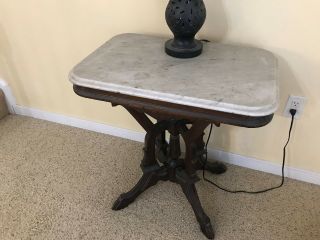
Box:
(112, 170, 162, 211)
(192, 132, 227, 175)
(180, 180, 215, 239)
(204, 161, 227, 175)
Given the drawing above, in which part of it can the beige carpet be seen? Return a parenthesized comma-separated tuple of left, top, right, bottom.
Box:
(0, 115, 319, 240)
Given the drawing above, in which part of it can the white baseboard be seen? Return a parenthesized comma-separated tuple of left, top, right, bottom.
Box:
(0, 79, 16, 114)
(14, 105, 145, 143)
(207, 148, 320, 186)
(6, 101, 320, 186)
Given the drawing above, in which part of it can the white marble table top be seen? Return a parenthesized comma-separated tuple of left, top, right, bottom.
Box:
(70, 33, 279, 117)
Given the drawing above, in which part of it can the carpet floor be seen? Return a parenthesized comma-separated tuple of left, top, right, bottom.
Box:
(0, 115, 319, 240)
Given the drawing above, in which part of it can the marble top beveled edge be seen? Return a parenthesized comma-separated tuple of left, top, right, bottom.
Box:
(69, 70, 279, 117)
(69, 33, 280, 117)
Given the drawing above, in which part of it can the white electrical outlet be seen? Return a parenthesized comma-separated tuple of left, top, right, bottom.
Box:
(284, 95, 306, 118)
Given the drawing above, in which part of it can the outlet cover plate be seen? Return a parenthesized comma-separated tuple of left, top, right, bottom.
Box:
(284, 95, 306, 118)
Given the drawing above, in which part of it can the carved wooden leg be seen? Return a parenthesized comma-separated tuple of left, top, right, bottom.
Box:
(112, 166, 167, 210)
(177, 121, 214, 239)
(193, 133, 227, 174)
(113, 109, 169, 210)
(180, 181, 214, 239)
(203, 161, 227, 174)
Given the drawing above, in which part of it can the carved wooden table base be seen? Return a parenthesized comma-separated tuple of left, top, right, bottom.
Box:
(73, 85, 274, 240)
(112, 108, 226, 239)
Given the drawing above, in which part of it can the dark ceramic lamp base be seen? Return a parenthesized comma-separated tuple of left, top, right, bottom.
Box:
(165, 0, 206, 59)
(165, 39, 203, 58)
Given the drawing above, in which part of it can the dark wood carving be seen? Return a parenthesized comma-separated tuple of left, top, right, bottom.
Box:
(73, 84, 273, 239)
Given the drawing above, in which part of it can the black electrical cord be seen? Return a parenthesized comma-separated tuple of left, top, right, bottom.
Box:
(202, 109, 297, 194)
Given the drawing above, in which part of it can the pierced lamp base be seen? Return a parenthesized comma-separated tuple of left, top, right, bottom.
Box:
(165, 39, 203, 59)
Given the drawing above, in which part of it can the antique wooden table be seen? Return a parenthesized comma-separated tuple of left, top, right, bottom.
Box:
(70, 33, 279, 239)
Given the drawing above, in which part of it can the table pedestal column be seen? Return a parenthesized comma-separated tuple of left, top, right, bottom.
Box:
(112, 108, 227, 239)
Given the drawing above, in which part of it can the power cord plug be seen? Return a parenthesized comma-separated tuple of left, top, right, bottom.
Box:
(202, 108, 297, 194)
(290, 109, 297, 117)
